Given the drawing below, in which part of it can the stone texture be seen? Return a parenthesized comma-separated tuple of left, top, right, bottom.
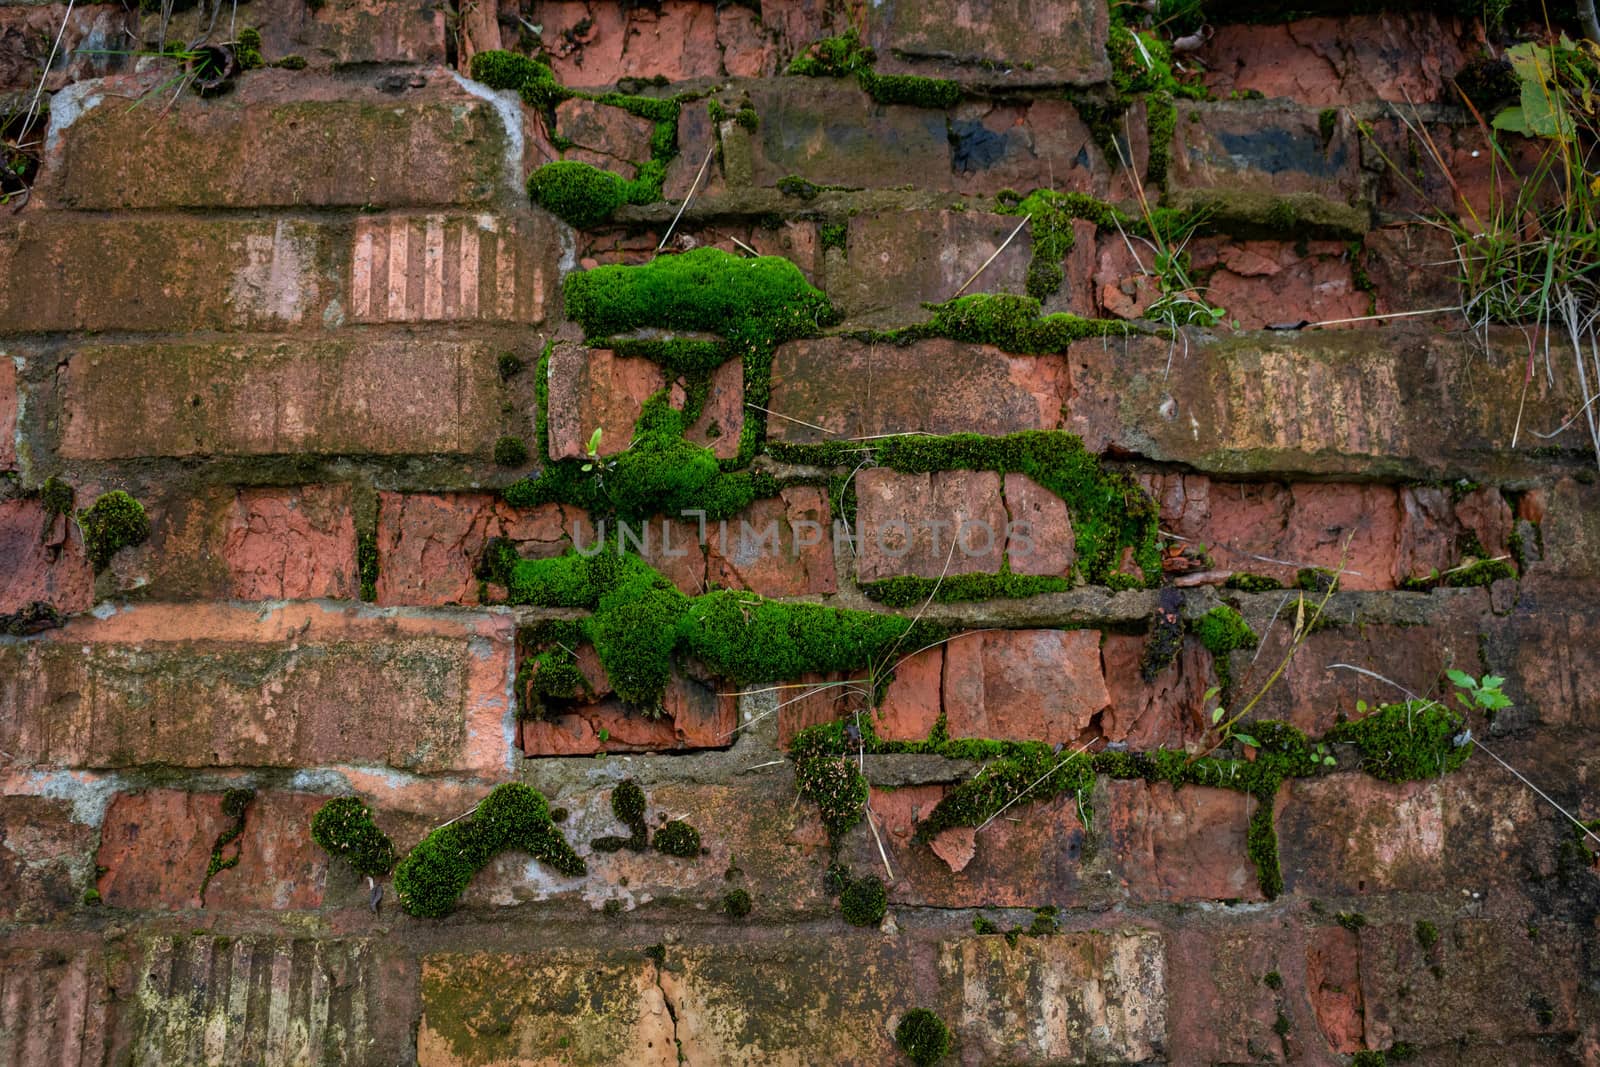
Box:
(0, 355, 15, 470)
(855, 468, 1006, 581)
(942, 629, 1110, 742)
(768, 336, 1068, 442)
(223, 486, 358, 601)
(57, 337, 505, 461)
(706, 485, 836, 597)
(747, 77, 951, 191)
(0, 498, 93, 617)
(1307, 926, 1365, 1054)
(1003, 472, 1075, 576)
(940, 931, 1166, 1063)
(1170, 100, 1361, 205)
(0, 603, 513, 774)
(830, 210, 1033, 325)
(0, 213, 554, 333)
(37, 70, 508, 210)
(518, 672, 736, 755)
(1106, 780, 1270, 902)
(96, 790, 328, 911)
(1165, 918, 1307, 1064)
(0, 945, 111, 1067)
(864, 0, 1110, 87)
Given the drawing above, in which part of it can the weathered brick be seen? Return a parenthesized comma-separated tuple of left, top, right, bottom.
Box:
(875, 646, 943, 742)
(1004, 472, 1075, 577)
(517, 671, 736, 756)
(37, 70, 508, 210)
(705, 485, 836, 597)
(1190, 238, 1369, 329)
(767, 336, 1069, 443)
(1100, 632, 1212, 749)
(96, 790, 327, 910)
(746, 77, 950, 191)
(0, 794, 96, 921)
(950, 98, 1105, 196)
(0, 498, 93, 616)
(941, 931, 1166, 1063)
(829, 210, 1033, 325)
(1106, 780, 1270, 902)
(546, 343, 740, 461)
(0, 354, 15, 470)
(56, 337, 505, 460)
(855, 468, 1006, 581)
(0, 603, 513, 774)
(1170, 100, 1361, 205)
(1280, 775, 1446, 895)
(1165, 918, 1306, 1064)
(864, 0, 1110, 87)
(0, 212, 554, 333)
(552, 98, 657, 177)
(1199, 13, 1471, 106)
(1307, 925, 1365, 1053)
(0, 944, 112, 1067)
(942, 629, 1109, 742)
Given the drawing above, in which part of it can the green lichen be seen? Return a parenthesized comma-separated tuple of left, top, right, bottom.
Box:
(859, 572, 1069, 607)
(840, 874, 887, 926)
(592, 779, 650, 852)
(895, 1008, 953, 1065)
(1326, 701, 1472, 782)
(309, 797, 396, 877)
(861, 72, 961, 109)
(198, 788, 255, 905)
(393, 784, 584, 918)
(1416, 919, 1440, 950)
(1318, 107, 1339, 143)
(654, 819, 701, 857)
(79, 490, 150, 569)
(493, 435, 530, 467)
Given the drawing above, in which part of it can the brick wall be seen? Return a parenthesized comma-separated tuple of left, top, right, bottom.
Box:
(4, 1, 1600, 1065)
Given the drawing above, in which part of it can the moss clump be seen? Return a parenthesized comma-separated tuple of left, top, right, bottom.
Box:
(477, 536, 521, 587)
(82, 889, 102, 906)
(1296, 567, 1337, 593)
(1350, 1054, 1388, 1067)
(786, 29, 875, 77)
(1247, 800, 1282, 899)
(310, 797, 396, 877)
(1193, 604, 1257, 656)
(787, 28, 958, 108)
(840, 874, 887, 926)
(358, 530, 378, 602)
(493, 435, 530, 467)
(79, 490, 150, 569)
(593, 779, 650, 852)
(1416, 919, 1440, 950)
(273, 54, 307, 70)
(1224, 573, 1284, 592)
(1263, 970, 1283, 989)
(878, 293, 1132, 354)
(527, 160, 638, 229)
(469, 50, 570, 111)
(722, 888, 752, 918)
(39, 476, 74, 516)
(1140, 588, 1185, 681)
(915, 745, 1094, 842)
(497, 352, 525, 379)
(820, 222, 848, 251)
(995, 189, 1122, 300)
(1146, 91, 1176, 187)
(1318, 107, 1338, 143)
(861, 72, 960, 109)
(860, 572, 1069, 607)
(973, 916, 1001, 935)
(1336, 911, 1368, 932)
(234, 27, 263, 69)
(797, 755, 869, 843)
(895, 1008, 953, 1065)
(394, 784, 584, 918)
(777, 174, 825, 200)
(654, 819, 701, 857)
(1326, 701, 1472, 782)
(199, 787, 255, 905)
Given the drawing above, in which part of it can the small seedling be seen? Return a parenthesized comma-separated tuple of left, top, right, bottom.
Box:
(1447, 670, 1513, 715)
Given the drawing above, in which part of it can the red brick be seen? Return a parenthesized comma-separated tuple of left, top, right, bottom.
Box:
(1192, 238, 1369, 330)
(536, 0, 730, 88)
(0, 499, 93, 617)
(942, 629, 1108, 742)
(1165, 919, 1307, 1064)
(768, 336, 1069, 444)
(1279, 775, 1445, 895)
(683, 356, 744, 458)
(863, 0, 1109, 87)
(707, 486, 835, 597)
(1363, 117, 1547, 224)
(553, 98, 656, 178)
(1169, 98, 1360, 204)
(855, 468, 1006, 581)
(1003, 473, 1075, 577)
(57, 337, 505, 460)
(829, 211, 1033, 325)
(0, 356, 15, 470)
(223, 485, 358, 600)
(37, 70, 508, 210)
(546, 343, 738, 461)
(1199, 14, 1471, 106)
(875, 646, 943, 742)
(1528, 477, 1600, 579)
(1100, 633, 1212, 749)
(0, 795, 96, 921)
(1106, 780, 1270, 902)
(775, 672, 865, 748)
(518, 672, 736, 755)
(1307, 926, 1365, 1053)
(950, 99, 1104, 196)
(0, 944, 111, 1067)
(0, 213, 554, 333)
(0, 602, 513, 774)
(96, 790, 327, 911)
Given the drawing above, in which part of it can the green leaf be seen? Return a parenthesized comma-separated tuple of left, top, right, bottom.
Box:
(587, 427, 604, 456)
(1233, 733, 1259, 749)
(1446, 669, 1476, 689)
(1491, 105, 1533, 135)
(1211, 707, 1225, 724)
(1481, 675, 1505, 689)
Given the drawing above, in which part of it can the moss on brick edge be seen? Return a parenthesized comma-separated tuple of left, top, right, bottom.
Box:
(310, 797, 397, 877)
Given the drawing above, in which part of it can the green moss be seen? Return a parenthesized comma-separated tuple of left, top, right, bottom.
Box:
(1351, 1054, 1387, 1067)
(358, 530, 378, 602)
(1263, 970, 1283, 989)
(860, 72, 961, 109)
(1192, 604, 1258, 696)
(394, 784, 584, 918)
(527, 160, 643, 229)
(1146, 91, 1176, 187)
(477, 537, 521, 587)
(797, 755, 869, 843)
(1224, 573, 1284, 592)
(777, 174, 825, 200)
(1442, 557, 1516, 587)
(1318, 107, 1338, 144)
(493, 435, 530, 467)
(1108, 25, 1179, 96)
(310, 797, 397, 877)
(272, 54, 307, 70)
(1416, 919, 1440, 950)
(860, 572, 1069, 607)
(497, 352, 525, 379)
(723, 888, 753, 918)
(876, 293, 1132, 354)
(235, 27, 263, 69)
(1140, 589, 1185, 681)
(1326, 701, 1472, 782)
(1336, 911, 1368, 932)
(1247, 800, 1282, 899)
(995, 190, 1127, 300)
(1296, 567, 1337, 593)
(654, 819, 701, 857)
(895, 1008, 952, 1065)
(82, 889, 102, 906)
(840, 875, 887, 926)
(521, 648, 590, 718)
(786, 29, 875, 77)
(972, 916, 1001, 935)
(79, 491, 150, 570)
(593, 779, 650, 852)
(820, 222, 847, 252)
(199, 787, 255, 905)
(914, 745, 1095, 841)
(39, 476, 74, 516)
(469, 50, 570, 111)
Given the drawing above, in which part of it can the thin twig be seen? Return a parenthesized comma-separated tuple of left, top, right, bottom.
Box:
(744, 403, 837, 436)
(656, 142, 715, 253)
(953, 215, 1030, 298)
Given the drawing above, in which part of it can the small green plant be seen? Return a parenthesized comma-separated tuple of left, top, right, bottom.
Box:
(895, 1008, 953, 1065)
(1447, 669, 1513, 716)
